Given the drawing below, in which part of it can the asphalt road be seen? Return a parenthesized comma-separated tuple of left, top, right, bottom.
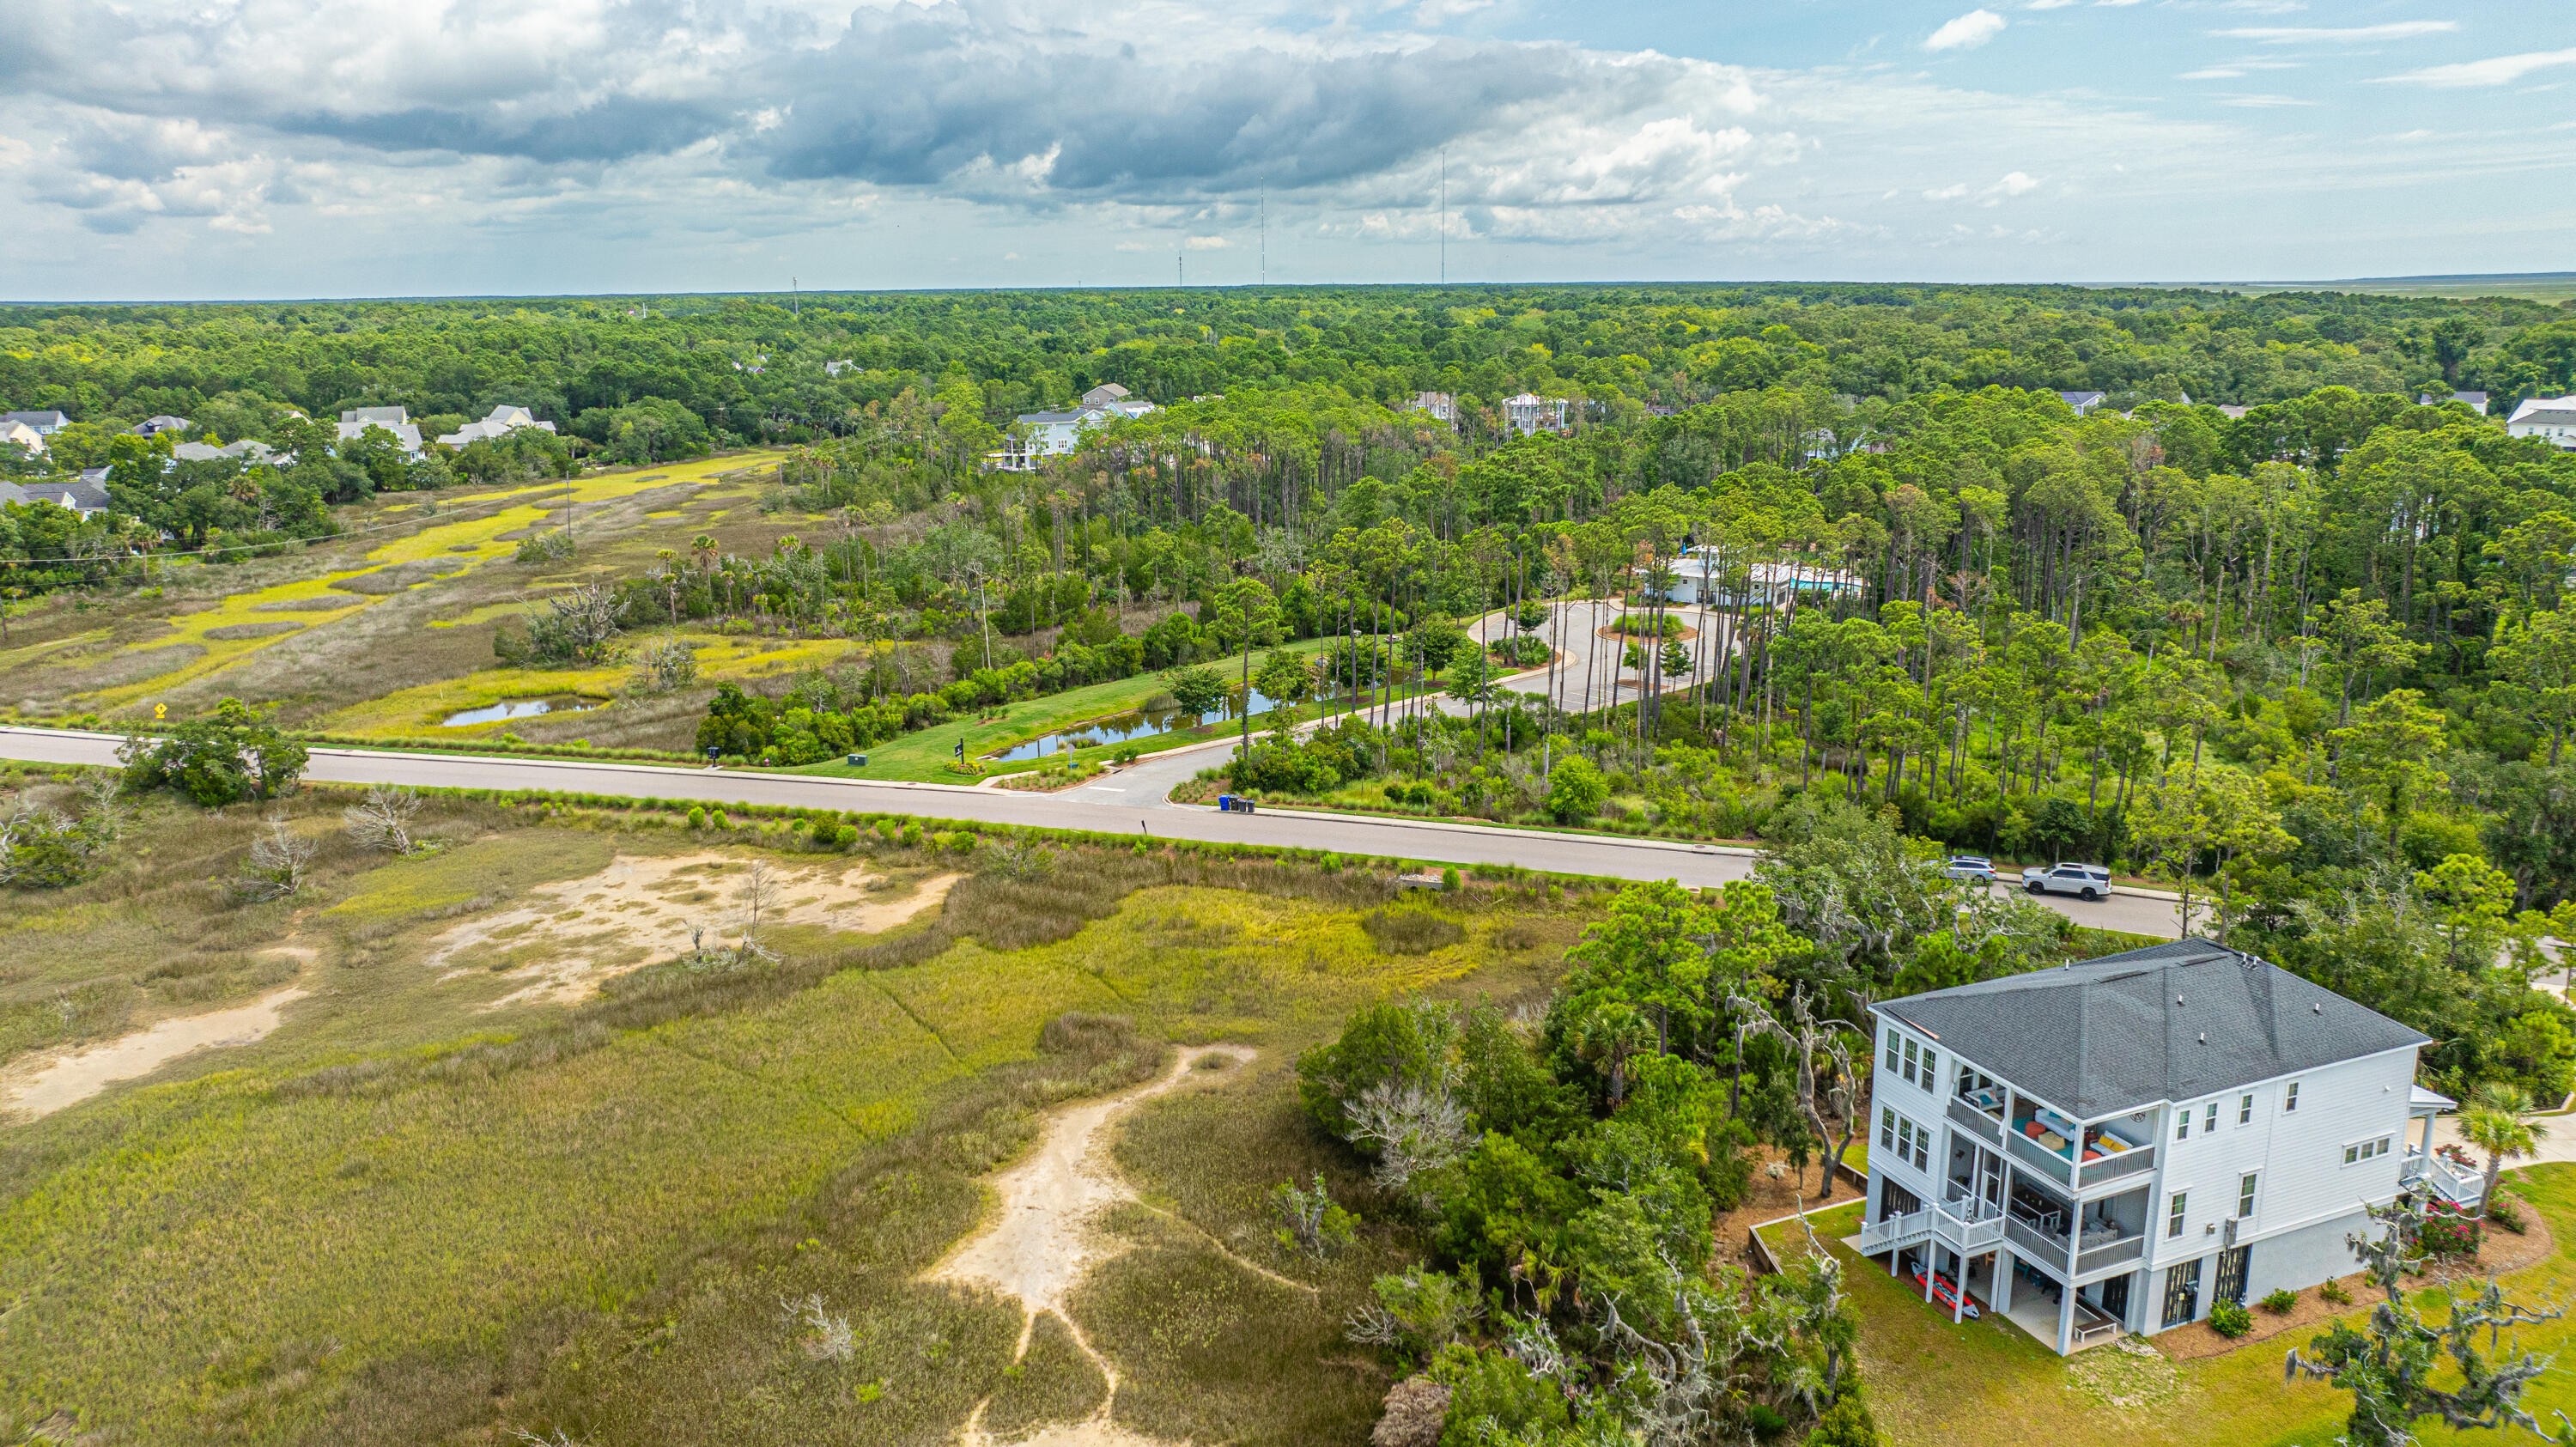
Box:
(0, 726, 2184, 937)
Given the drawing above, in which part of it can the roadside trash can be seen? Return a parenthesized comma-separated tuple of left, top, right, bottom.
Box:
(848, 753, 867, 767)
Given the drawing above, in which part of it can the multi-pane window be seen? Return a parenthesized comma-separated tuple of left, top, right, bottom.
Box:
(2176, 1106, 2193, 1141)
(2343, 1136, 2393, 1165)
(2285, 1081, 2300, 1113)
(2168, 1192, 2190, 1238)
(2239, 1093, 2254, 1126)
(1891, 1114, 1931, 1171)
(2205, 1101, 2220, 1134)
(2238, 1173, 2258, 1219)
(1884, 1028, 1900, 1076)
(1880, 1106, 1897, 1150)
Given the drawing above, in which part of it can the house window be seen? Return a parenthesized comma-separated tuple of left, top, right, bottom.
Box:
(1923, 1048, 1940, 1090)
(2239, 1094, 2254, 1126)
(2238, 1173, 2258, 1219)
(2343, 1136, 2392, 1165)
(1884, 1027, 1900, 1076)
(1902, 1038, 1918, 1086)
(1913, 1122, 1930, 1171)
(2284, 1081, 2300, 1114)
(2205, 1102, 2220, 1134)
(2176, 1107, 2192, 1141)
(2168, 1192, 2190, 1238)
(1880, 1107, 1896, 1150)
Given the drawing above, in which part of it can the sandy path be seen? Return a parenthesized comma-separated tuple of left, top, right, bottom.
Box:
(6, 982, 307, 1119)
(932, 1043, 1256, 1447)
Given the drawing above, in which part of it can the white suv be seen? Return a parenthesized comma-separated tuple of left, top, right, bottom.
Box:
(2022, 862, 2112, 901)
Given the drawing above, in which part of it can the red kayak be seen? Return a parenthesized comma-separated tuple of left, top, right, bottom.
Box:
(1911, 1267, 1983, 1319)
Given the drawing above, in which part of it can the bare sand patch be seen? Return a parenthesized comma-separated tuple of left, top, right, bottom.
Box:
(935, 1043, 1256, 1447)
(5, 982, 307, 1119)
(426, 854, 957, 1007)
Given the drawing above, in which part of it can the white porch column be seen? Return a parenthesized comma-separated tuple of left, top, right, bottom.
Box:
(1993, 1247, 2014, 1313)
(2056, 1285, 2076, 1354)
(1951, 1252, 1967, 1324)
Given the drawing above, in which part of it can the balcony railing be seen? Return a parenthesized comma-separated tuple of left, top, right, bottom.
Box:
(2078, 1143, 2157, 1189)
(2002, 1213, 2070, 1270)
(2075, 1232, 2147, 1275)
(2005, 1127, 2076, 1189)
(1947, 1096, 2004, 1143)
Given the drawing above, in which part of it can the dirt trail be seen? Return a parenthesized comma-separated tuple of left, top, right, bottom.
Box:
(5, 982, 307, 1119)
(933, 1043, 1256, 1447)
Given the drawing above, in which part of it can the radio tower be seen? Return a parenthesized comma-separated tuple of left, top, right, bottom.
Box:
(1438, 149, 1446, 285)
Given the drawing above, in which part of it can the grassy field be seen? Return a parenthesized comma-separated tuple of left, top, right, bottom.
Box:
(1759, 1167, 2576, 1447)
(0, 767, 1595, 1445)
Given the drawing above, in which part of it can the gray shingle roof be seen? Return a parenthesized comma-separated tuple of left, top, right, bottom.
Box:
(1877, 939, 2427, 1119)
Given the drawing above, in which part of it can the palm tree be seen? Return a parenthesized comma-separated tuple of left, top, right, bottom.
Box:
(2459, 1084, 2547, 1219)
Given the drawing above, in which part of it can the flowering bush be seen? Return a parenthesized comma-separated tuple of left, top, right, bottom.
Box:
(2419, 1213, 2482, 1258)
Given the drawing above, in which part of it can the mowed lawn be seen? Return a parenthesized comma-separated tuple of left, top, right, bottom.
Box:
(0, 879, 1527, 1444)
(1760, 1165, 2576, 1447)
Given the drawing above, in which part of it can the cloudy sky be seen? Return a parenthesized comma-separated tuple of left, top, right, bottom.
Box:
(2, 0, 2570, 300)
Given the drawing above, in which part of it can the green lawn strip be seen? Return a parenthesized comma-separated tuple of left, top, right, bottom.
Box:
(1759, 1165, 2576, 1447)
(784, 637, 1348, 784)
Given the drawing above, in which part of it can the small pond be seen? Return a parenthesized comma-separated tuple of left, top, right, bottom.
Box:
(984, 684, 1375, 763)
(441, 695, 603, 727)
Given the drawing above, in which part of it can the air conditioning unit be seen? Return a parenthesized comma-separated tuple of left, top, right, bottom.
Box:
(2223, 1219, 2239, 1247)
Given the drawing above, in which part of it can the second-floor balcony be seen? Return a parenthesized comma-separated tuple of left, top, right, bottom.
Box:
(2002, 1181, 2148, 1280)
(2004, 1112, 2154, 1191)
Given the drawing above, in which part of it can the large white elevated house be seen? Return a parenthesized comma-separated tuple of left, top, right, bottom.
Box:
(1859, 939, 2475, 1353)
(991, 383, 1157, 472)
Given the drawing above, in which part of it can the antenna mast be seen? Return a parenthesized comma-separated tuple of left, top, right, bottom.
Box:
(1260, 196, 1267, 286)
(1438, 149, 1446, 286)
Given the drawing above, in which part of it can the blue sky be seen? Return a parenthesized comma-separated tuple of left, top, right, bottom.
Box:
(0, 0, 2569, 300)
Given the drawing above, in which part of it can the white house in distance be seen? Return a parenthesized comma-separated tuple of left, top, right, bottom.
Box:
(1, 410, 70, 441)
(438, 404, 558, 447)
(1660, 548, 1866, 610)
(1410, 391, 1459, 426)
(0, 420, 44, 454)
(2506, 395, 2576, 448)
(1503, 393, 1569, 437)
(2058, 391, 2108, 416)
(1857, 939, 2474, 1354)
(990, 384, 1157, 472)
(338, 406, 424, 459)
(2419, 391, 2489, 416)
(0, 479, 112, 517)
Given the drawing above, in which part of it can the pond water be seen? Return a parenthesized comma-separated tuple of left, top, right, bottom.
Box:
(985, 684, 1373, 763)
(441, 695, 603, 727)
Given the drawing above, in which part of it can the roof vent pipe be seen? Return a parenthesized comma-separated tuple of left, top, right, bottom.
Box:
(2198, 1032, 2207, 1043)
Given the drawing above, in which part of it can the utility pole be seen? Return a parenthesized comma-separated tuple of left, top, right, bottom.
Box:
(791, 277, 798, 317)
(1438, 148, 1446, 286)
(1177, 250, 1184, 288)
(1260, 195, 1267, 286)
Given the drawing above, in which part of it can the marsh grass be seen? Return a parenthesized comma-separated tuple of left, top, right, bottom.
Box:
(1361, 904, 1468, 956)
(0, 794, 1591, 1447)
(981, 1312, 1110, 1438)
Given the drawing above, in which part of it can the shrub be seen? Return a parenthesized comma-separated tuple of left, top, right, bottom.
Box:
(686, 806, 707, 829)
(2420, 1213, 2482, 1258)
(1361, 906, 1467, 956)
(122, 697, 307, 806)
(2208, 1299, 2253, 1337)
(2486, 1195, 2529, 1234)
(710, 810, 731, 830)
(2260, 1287, 2299, 1315)
(2320, 1278, 2353, 1304)
(514, 528, 574, 564)
(1806, 1395, 1883, 1447)
(1543, 757, 1609, 824)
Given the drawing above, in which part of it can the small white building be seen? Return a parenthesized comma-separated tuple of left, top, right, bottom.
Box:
(2058, 391, 2109, 416)
(990, 386, 1158, 471)
(0, 479, 111, 518)
(0, 420, 44, 455)
(438, 404, 558, 447)
(2506, 395, 2576, 448)
(1410, 391, 1458, 425)
(1660, 550, 1865, 610)
(1859, 939, 2470, 1354)
(131, 415, 192, 436)
(171, 440, 276, 464)
(2419, 391, 2489, 416)
(1503, 393, 1568, 437)
(338, 406, 424, 459)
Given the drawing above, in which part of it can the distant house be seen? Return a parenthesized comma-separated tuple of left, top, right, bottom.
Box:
(823, 360, 856, 378)
(2419, 391, 2489, 416)
(1503, 393, 1569, 437)
(1, 410, 71, 438)
(131, 415, 192, 436)
(991, 386, 1158, 471)
(437, 404, 558, 447)
(337, 406, 424, 459)
(2507, 395, 2576, 449)
(1662, 551, 1865, 610)
(1410, 392, 1459, 425)
(0, 421, 43, 455)
(171, 440, 276, 464)
(0, 478, 111, 518)
(2058, 391, 2108, 416)
(2215, 405, 2250, 421)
